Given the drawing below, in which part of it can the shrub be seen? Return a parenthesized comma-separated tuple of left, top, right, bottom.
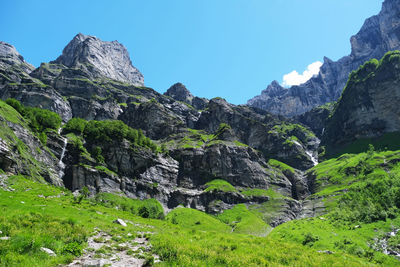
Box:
(138, 206, 150, 218)
(25, 107, 61, 132)
(63, 117, 87, 135)
(5, 98, 24, 115)
(302, 233, 319, 246)
(83, 120, 158, 152)
(62, 242, 83, 256)
(5, 98, 61, 133)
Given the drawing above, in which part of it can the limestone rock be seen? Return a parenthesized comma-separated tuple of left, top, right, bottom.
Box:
(52, 33, 144, 86)
(40, 247, 56, 256)
(114, 219, 127, 227)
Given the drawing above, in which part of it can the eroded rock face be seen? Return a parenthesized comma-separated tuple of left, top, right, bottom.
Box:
(248, 0, 400, 117)
(0, 118, 64, 186)
(196, 97, 319, 170)
(0, 42, 73, 121)
(323, 51, 400, 146)
(295, 103, 335, 138)
(52, 33, 144, 86)
(0, 42, 34, 74)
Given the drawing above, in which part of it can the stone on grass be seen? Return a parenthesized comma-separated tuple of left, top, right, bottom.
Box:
(114, 218, 127, 227)
(40, 247, 56, 256)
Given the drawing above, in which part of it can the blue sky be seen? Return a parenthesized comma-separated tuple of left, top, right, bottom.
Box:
(1, 0, 382, 104)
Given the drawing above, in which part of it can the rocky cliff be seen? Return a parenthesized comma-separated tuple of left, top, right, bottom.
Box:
(0, 34, 321, 226)
(53, 33, 144, 86)
(248, 0, 400, 117)
(322, 50, 400, 148)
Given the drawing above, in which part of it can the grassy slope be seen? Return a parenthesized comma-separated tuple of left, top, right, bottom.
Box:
(0, 176, 374, 267)
(0, 99, 397, 266)
(270, 149, 400, 266)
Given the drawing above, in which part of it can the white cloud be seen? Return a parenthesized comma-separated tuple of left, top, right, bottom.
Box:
(282, 61, 323, 87)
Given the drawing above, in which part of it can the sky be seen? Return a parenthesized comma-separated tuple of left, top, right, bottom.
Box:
(1, 0, 383, 104)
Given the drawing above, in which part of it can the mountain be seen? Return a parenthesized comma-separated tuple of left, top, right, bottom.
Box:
(248, 0, 400, 117)
(0, 34, 321, 227)
(3, 23, 400, 265)
(53, 33, 144, 86)
(321, 50, 400, 156)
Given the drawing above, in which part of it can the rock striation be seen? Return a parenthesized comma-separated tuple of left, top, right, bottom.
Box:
(322, 50, 400, 147)
(248, 0, 400, 117)
(0, 42, 73, 121)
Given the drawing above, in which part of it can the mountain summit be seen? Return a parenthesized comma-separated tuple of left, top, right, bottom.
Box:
(248, 0, 400, 117)
(53, 33, 144, 86)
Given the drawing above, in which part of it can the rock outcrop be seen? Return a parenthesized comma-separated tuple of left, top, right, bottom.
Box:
(322, 50, 400, 147)
(0, 42, 73, 121)
(164, 82, 209, 110)
(248, 0, 400, 117)
(52, 33, 144, 86)
(0, 105, 64, 186)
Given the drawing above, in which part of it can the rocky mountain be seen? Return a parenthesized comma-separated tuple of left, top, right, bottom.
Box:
(53, 33, 144, 86)
(322, 50, 400, 149)
(0, 34, 321, 226)
(248, 0, 400, 117)
(3, 6, 400, 267)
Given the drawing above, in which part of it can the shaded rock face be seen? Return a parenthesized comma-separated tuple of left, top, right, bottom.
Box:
(164, 83, 193, 104)
(196, 98, 319, 170)
(164, 82, 209, 110)
(0, 118, 64, 186)
(0, 42, 34, 74)
(295, 103, 335, 138)
(248, 0, 400, 117)
(171, 144, 283, 190)
(0, 42, 73, 121)
(323, 51, 400, 146)
(61, 134, 309, 219)
(53, 33, 144, 86)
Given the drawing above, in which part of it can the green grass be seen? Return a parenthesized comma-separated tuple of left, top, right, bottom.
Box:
(241, 188, 285, 199)
(324, 132, 400, 159)
(0, 175, 386, 266)
(268, 123, 315, 143)
(166, 208, 230, 233)
(267, 149, 400, 266)
(163, 129, 215, 149)
(0, 175, 160, 266)
(270, 217, 400, 266)
(217, 204, 272, 236)
(94, 166, 118, 177)
(94, 193, 164, 219)
(0, 100, 24, 124)
(204, 179, 237, 193)
(268, 159, 295, 175)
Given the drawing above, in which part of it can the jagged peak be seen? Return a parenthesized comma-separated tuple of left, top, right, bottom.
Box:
(52, 33, 144, 86)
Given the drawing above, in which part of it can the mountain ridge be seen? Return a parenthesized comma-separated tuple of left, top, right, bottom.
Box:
(248, 0, 400, 117)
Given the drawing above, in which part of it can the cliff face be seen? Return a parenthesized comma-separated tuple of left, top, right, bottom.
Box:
(248, 0, 400, 117)
(53, 33, 144, 86)
(322, 51, 400, 147)
(0, 34, 320, 225)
